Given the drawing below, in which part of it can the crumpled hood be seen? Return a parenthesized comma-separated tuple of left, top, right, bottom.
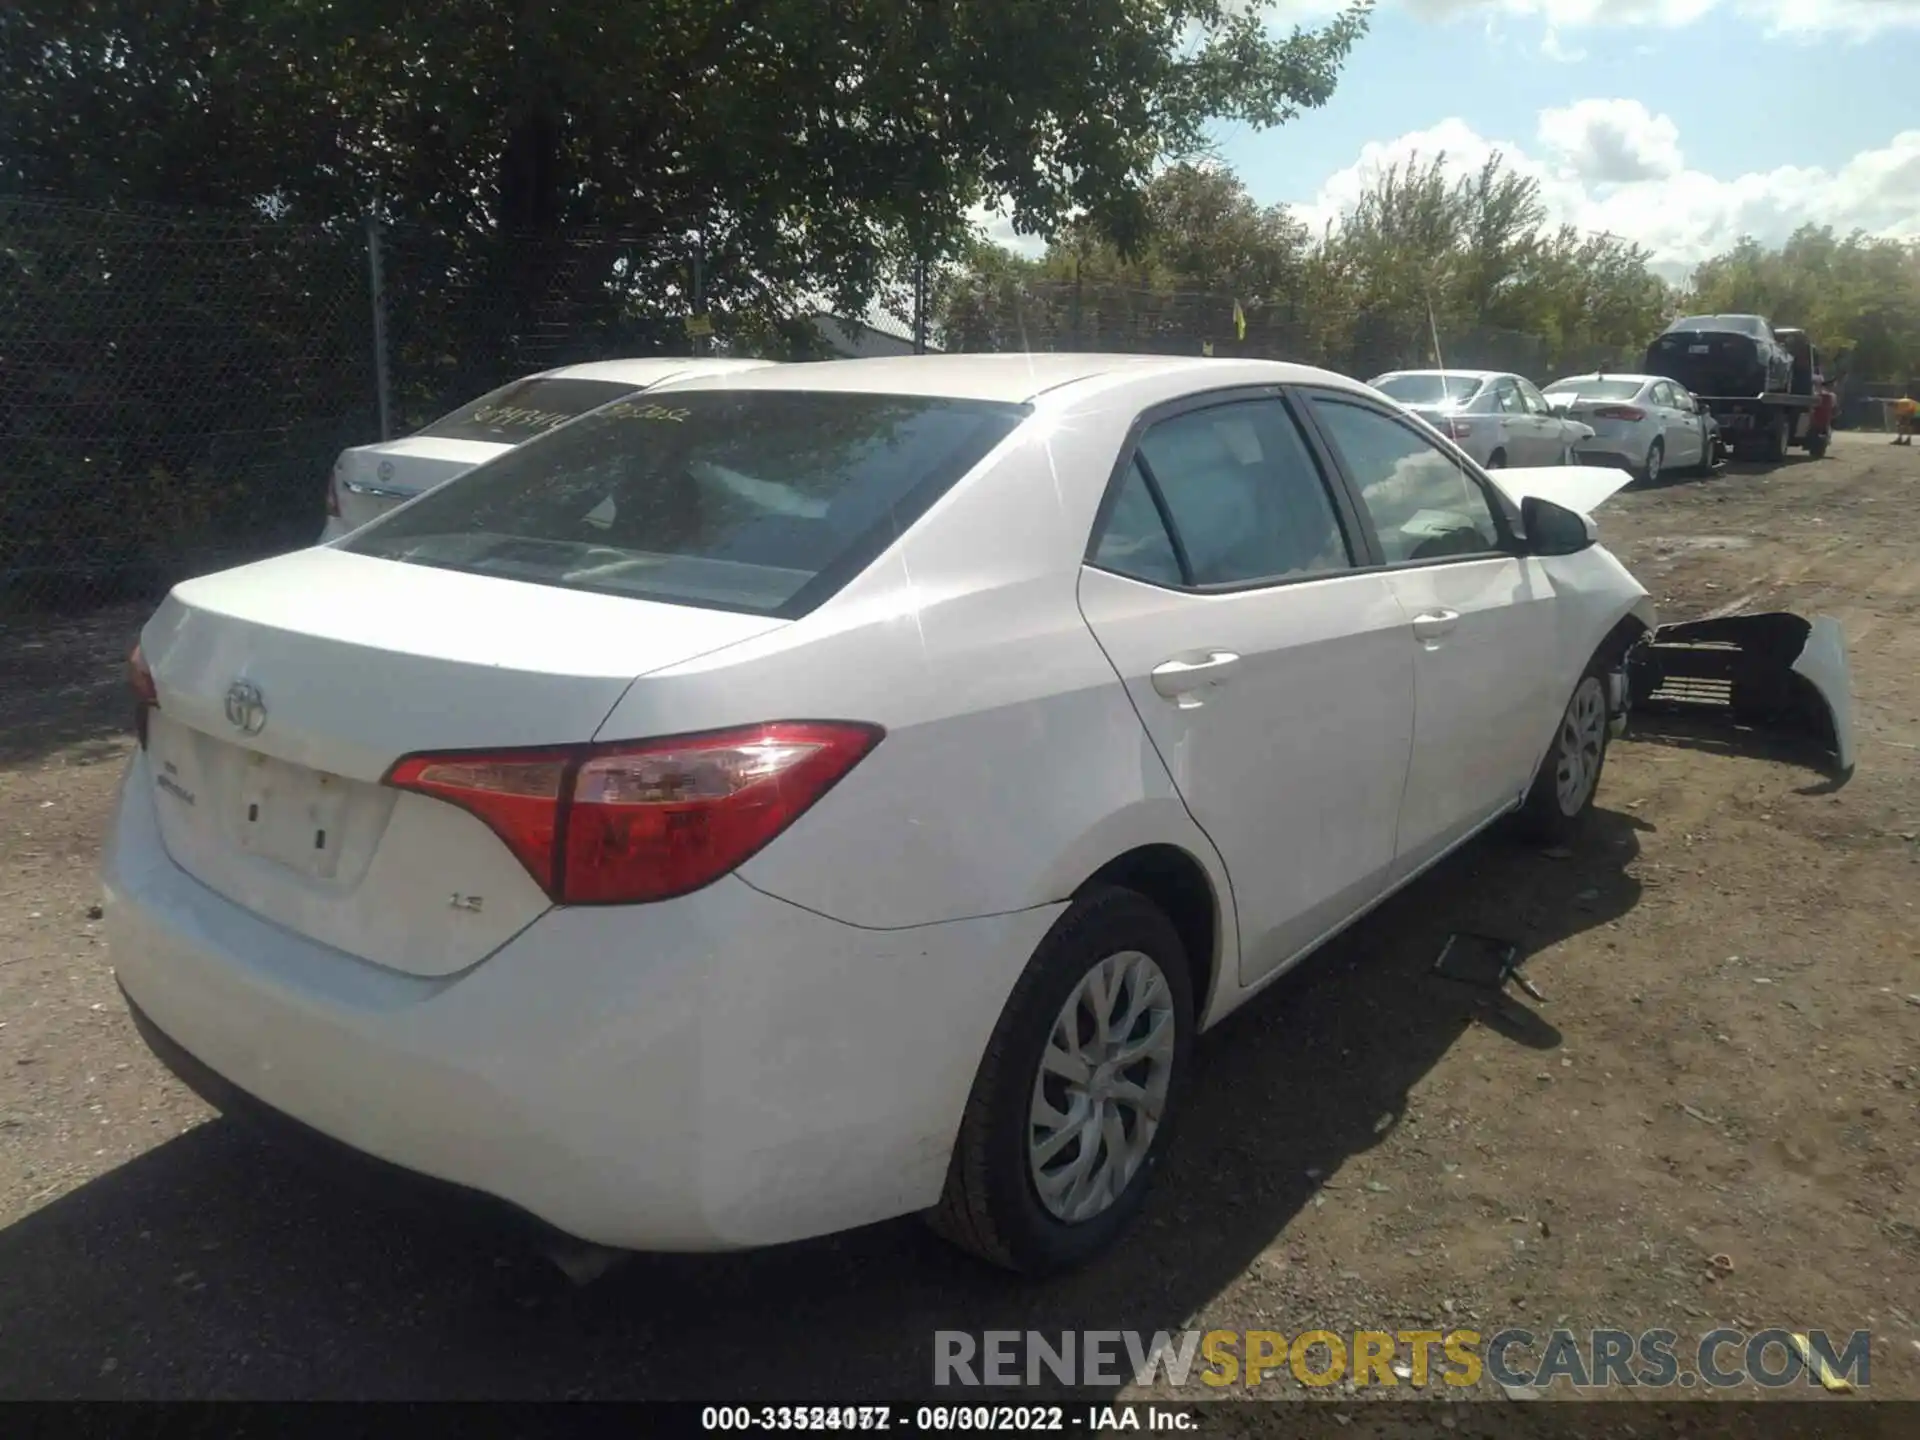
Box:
(1485, 464, 1634, 517)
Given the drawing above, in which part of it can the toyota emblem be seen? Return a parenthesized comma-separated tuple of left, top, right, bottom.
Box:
(224, 680, 268, 736)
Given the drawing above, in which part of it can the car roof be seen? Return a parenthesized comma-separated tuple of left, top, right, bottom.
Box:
(650, 352, 1361, 405)
(538, 357, 778, 385)
(1548, 373, 1659, 386)
(1375, 368, 1504, 382)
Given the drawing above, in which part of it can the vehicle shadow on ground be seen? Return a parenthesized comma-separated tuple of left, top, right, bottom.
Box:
(1624, 713, 1849, 796)
(0, 605, 146, 768)
(0, 811, 1645, 1400)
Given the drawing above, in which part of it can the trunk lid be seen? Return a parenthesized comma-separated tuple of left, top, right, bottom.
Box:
(1645, 330, 1767, 398)
(138, 547, 786, 976)
(331, 436, 507, 531)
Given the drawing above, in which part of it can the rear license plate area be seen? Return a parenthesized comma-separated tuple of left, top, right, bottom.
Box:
(234, 751, 349, 879)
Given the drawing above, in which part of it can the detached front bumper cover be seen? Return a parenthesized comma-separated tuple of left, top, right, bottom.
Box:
(1626, 612, 1855, 779)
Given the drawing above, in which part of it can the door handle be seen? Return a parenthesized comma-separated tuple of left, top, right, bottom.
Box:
(1412, 609, 1460, 642)
(1150, 651, 1240, 701)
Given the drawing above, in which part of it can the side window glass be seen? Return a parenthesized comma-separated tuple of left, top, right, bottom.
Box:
(1309, 397, 1504, 565)
(1519, 381, 1552, 416)
(1494, 382, 1523, 415)
(1136, 400, 1351, 586)
(1090, 459, 1183, 587)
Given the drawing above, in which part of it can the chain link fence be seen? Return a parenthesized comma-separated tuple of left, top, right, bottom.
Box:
(1, 196, 374, 607)
(0, 196, 723, 611)
(935, 273, 1642, 382)
(21, 192, 1856, 615)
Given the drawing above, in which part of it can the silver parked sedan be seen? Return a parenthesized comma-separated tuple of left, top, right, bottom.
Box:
(1541, 373, 1716, 484)
(1367, 370, 1594, 470)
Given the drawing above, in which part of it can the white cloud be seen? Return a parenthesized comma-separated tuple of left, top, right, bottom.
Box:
(1537, 99, 1682, 183)
(1269, 0, 1920, 39)
(1290, 114, 1920, 282)
(967, 201, 1048, 259)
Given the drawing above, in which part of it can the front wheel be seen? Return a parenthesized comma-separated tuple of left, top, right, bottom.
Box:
(928, 886, 1195, 1274)
(1518, 665, 1612, 844)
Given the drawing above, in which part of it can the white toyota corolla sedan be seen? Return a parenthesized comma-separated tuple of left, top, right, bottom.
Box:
(105, 354, 1660, 1275)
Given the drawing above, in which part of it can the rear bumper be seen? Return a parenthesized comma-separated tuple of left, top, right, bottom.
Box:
(103, 750, 1060, 1251)
(122, 983, 573, 1246)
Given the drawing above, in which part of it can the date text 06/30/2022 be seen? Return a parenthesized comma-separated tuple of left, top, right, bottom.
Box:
(700, 1406, 1199, 1432)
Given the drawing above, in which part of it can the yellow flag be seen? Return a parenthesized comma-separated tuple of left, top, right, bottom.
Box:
(1201, 340, 1214, 357)
(1233, 299, 1247, 340)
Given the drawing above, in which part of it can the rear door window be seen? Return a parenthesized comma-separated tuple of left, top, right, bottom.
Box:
(348, 391, 1027, 617)
(415, 377, 643, 444)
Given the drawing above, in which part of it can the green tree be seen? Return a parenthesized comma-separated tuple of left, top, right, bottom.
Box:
(3, 0, 1374, 318)
(1685, 226, 1920, 381)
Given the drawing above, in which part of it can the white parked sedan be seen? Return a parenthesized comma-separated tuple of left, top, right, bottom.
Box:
(110, 355, 1674, 1275)
(1541, 372, 1716, 484)
(321, 357, 777, 540)
(1368, 369, 1596, 470)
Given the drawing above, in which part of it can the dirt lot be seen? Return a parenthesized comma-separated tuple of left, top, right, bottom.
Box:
(1, 430, 1917, 1405)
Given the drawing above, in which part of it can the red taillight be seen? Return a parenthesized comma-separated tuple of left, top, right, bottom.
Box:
(1592, 405, 1646, 421)
(128, 644, 157, 747)
(384, 722, 884, 905)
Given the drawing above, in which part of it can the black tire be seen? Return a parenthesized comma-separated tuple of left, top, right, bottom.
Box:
(1637, 438, 1664, 485)
(1764, 414, 1789, 462)
(1689, 426, 1716, 476)
(1518, 660, 1613, 846)
(928, 886, 1196, 1275)
(1486, 449, 1507, 470)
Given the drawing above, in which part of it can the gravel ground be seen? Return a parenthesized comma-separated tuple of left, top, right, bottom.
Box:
(1, 431, 1917, 1404)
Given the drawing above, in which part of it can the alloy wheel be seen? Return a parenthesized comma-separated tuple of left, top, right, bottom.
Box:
(1554, 676, 1609, 816)
(1028, 950, 1177, 1224)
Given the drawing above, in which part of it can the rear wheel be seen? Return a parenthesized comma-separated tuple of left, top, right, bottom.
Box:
(1637, 438, 1664, 485)
(1765, 413, 1790, 462)
(1518, 663, 1612, 845)
(929, 886, 1195, 1275)
(1486, 449, 1508, 470)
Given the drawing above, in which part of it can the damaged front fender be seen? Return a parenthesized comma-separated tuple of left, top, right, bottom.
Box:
(1626, 612, 1855, 779)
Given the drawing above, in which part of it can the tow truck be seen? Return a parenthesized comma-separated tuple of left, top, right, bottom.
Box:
(1644, 315, 1829, 463)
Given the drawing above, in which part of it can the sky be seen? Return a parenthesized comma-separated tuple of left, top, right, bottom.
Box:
(977, 0, 1920, 285)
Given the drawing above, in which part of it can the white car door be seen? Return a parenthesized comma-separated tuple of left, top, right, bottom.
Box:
(1299, 390, 1562, 879)
(1495, 378, 1554, 466)
(1077, 393, 1416, 987)
(1517, 379, 1572, 462)
(1655, 382, 1702, 467)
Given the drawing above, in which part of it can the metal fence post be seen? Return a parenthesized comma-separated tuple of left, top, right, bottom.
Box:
(365, 212, 392, 440)
(913, 254, 929, 354)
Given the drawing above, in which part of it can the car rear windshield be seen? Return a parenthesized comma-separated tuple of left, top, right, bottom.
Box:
(1544, 379, 1643, 402)
(414, 377, 641, 443)
(1372, 374, 1482, 405)
(346, 390, 1029, 617)
(1665, 315, 1768, 338)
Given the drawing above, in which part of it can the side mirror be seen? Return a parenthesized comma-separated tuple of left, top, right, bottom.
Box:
(1522, 495, 1596, 556)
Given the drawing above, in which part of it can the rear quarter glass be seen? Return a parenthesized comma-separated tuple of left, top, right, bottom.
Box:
(414, 377, 641, 444)
(344, 390, 1030, 619)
